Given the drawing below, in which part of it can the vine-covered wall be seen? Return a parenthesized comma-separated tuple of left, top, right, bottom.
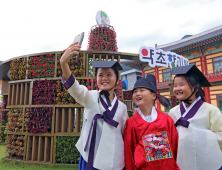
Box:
(0, 50, 129, 165)
(0, 95, 8, 143)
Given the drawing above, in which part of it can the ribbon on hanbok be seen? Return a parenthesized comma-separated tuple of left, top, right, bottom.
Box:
(84, 97, 119, 170)
(175, 99, 203, 128)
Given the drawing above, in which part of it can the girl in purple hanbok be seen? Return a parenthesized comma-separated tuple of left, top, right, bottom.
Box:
(60, 42, 128, 170)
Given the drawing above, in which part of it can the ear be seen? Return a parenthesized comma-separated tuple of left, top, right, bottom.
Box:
(152, 93, 157, 100)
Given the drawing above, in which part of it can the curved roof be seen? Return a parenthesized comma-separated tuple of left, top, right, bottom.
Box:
(157, 24, 222, 51)
(181, 35, 192, 39)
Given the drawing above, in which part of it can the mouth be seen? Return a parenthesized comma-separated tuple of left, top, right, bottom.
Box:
(136, 97, 142, 101)
(176, 92, 183, 97)
(101, 82, 109, 85)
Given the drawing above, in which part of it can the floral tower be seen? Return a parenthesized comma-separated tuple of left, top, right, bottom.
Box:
(87, 10, 122, 100)
(87, 11, 118, 51)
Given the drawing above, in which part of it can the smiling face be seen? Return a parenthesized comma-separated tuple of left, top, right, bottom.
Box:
(96, 68, 117, 91)
(133, 87, 156, 108)
(173, 76, 195, 101)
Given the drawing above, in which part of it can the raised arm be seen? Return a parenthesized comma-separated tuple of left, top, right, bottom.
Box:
(60, 42, 81, 80)
(60, 43, 95, 108)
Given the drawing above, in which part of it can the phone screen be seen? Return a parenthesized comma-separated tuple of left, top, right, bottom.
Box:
(73, 32, 84, 58)
(74, 32, 84, 46)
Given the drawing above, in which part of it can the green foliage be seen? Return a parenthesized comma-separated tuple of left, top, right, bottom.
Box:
(128, 111, 134, 118)
(0, 145, 78, 170)
(0, 118, 8, 143)
(5, 135, 25, 159)
(56, 136, 80, 164)
(57, 53, 84, 78)
(1, 119, 7, 126)
(0, 127, 6, 143)
(88, 25, 118, 51)
(9, 58, 27, 80)
(27, 54, 55, 79)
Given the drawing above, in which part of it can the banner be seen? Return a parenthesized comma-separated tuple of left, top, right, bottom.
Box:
(139, 46, 189, 68)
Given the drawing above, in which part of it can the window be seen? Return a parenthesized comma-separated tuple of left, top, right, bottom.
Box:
(217, 95, 222, 111)
(163, 69, 170, 73)
(159, 88, 169, 92)
(213, 57, 222, 72)
(137, 76, 142, 80)
(121, 75, 127, 80)
(216, 81, 222, 85)
(213, 57, 222, 62)
(163, 69, 171, 80)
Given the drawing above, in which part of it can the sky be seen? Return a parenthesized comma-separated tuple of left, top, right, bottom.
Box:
(0, 0, 222, 61)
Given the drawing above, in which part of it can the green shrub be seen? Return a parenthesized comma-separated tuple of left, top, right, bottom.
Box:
(56, 136, 80, 164)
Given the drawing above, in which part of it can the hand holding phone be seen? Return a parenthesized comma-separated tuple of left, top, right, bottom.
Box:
(73, 32, 84, 58)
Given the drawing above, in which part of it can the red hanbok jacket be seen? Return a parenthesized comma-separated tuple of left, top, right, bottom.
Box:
(124, 109, 180, 170)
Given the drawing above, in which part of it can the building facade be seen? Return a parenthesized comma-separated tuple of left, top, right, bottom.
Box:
(144, 25, 222, 112)
(121, 65, 142, 90)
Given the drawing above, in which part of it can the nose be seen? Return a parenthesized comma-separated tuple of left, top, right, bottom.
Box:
(133, 91, 138, 97)
(102, 75, 108, 80)
(173, 86, 180, 91)
(135, 91, 141, 96)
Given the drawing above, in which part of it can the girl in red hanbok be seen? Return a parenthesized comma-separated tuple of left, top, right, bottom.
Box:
(124, 74, 180, 170)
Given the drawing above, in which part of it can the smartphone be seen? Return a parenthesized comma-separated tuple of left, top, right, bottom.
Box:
(73, 32, 84, 58)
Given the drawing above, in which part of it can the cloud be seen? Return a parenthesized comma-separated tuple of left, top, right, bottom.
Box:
(118, 31, 163, 52)
(0, 0, 222, 61)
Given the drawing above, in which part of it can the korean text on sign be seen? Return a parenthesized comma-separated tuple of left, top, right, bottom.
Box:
(139, 46, 189, 68)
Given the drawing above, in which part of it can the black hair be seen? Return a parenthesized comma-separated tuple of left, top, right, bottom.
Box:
(174, 72, 206, 102)
(95, 67, 119, 84)
(149, 88, 157, 105)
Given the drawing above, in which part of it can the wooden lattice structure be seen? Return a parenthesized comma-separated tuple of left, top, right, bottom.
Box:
(122, 90, 134, 112)
(0, 50, 139, 166)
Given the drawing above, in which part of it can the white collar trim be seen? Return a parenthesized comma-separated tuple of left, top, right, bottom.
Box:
(100, 92, 117, 111)
(181, 96, 201, 118)
(137, 106, 157, 123)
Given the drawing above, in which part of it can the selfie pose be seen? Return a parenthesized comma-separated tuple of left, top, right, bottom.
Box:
(124, 74, 180, 170)
(60, 42, 128, 170)
(169, 65, 222, 170)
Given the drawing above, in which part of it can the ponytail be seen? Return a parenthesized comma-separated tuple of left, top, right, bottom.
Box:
(196, 87, 206, 102)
